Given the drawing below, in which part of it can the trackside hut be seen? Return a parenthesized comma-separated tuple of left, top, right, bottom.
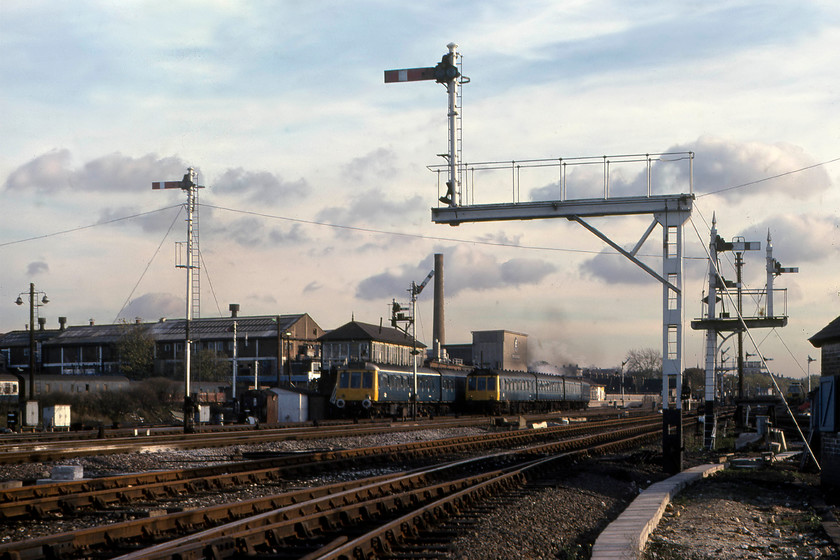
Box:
(809, 315, 840, 491)
(265, 386, 310, 423)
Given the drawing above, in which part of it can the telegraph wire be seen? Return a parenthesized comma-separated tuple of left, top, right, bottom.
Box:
(0, 205, 183, 248)
(112, 206, 184, 323)
(8, 149, 837, 257)
(696, 155, 840, 198)
(199, 202, 703, 260)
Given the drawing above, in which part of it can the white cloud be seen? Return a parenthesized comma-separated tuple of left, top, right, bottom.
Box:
(117, 292, 183, 323)
(1, 1, 839, 380)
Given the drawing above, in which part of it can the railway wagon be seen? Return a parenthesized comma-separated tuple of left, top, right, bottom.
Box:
(332, 363, 468, 417)
(466, 369, 590, 414)
(0, 372, 20, 404)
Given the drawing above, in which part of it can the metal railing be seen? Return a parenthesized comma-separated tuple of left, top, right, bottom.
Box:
(698, 287, 789, 321)
(429, 151, 694, 206)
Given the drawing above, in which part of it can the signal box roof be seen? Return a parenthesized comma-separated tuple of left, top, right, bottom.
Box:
(319, 320, 425, 349)
(810, 315, 840, 348)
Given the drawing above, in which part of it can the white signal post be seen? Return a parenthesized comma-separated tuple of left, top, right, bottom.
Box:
(152, 167, 203, 433)
(385, 42, 466, 207)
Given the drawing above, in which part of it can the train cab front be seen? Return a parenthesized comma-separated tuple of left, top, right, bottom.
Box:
(333, 366, 378, 416)
(466, 369, 501, 414)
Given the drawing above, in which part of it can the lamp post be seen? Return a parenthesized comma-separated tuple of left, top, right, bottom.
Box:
(620, 360, 627, 408)
(282, 332, 293, 387)
(807, 356, 816, 393)
(15, 283, 49, 401)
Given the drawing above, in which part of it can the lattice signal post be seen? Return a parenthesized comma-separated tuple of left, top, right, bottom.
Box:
(387, 44, 695, 474)
(390, 270, 434, 421)
(152, 168, 204, 433)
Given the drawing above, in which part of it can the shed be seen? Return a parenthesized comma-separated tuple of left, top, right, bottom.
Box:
(267, 387, 309, 424)
(809, 315, 840, 491)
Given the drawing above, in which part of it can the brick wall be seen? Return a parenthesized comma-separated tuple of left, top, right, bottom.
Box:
(823, 433, 840, 489)
(823, 341, 840, 376)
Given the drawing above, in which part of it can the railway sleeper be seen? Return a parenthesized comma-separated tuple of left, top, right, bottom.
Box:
(57, 497, 88, 515)
(370, 534, 391, 556)
(26, 503, 49, 520)
(294, 520, 319, 540)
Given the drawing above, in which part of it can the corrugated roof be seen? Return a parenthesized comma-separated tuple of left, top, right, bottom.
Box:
(0, 329, 62, 347)
(809, 315, 840, 348)
(148, 315, 297, 341)
(1, 314, 313, 347)
(45, 323, 142, 345)
(319, 320, 425, 348)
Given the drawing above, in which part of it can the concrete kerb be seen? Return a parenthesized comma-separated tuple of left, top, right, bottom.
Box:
(590, 463, 726, 560)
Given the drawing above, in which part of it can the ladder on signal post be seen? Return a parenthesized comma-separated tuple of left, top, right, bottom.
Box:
(188, 189, 200, 320)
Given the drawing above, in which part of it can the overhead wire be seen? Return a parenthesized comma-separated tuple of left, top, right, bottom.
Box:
(112, 205, 183, 323)
(0, 205, 183, 248)
(198, 202, 706, 260)
(696, 155, 840, 198)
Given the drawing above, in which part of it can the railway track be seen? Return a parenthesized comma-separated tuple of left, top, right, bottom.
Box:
(0, 416, 666, 560)
(0, 416, 656, 521)
(0, 410, 631, 465)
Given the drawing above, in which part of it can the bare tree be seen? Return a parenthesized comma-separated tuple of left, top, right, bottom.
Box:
(116, 322, 155, 379)
(624, 348, 662, 378)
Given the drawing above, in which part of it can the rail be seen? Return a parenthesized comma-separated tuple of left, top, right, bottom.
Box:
(0, 416, 675, 558)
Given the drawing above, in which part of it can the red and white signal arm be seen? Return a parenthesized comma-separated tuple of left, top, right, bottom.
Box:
(384, 67, 436, 83)
(151, 181, 184, 190)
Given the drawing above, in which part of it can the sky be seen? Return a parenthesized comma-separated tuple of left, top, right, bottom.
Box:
(1, 1, 838, 382)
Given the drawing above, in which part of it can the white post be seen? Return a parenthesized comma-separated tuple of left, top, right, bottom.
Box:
(183, 168, 196, 433)
(766, 230, 775, 318)
(703, 217, 719, 449)
(412, 283, 418, 421)
(232, 320, 237, 400)
(446, 42, 459, 206)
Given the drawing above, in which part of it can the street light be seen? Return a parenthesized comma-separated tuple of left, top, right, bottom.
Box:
(619, 360, 627, 408)
(807, 356, 816, 393)
(282, 331, 293, 387)
(15, 283, 49, 401)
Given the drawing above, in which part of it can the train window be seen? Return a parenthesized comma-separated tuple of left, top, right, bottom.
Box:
(477, 377, 486, 391)
(362, 371, 373, 388)
(350, 372, 362, 388)
(339, 371, 350, 388)
(468, 377, 476, 390)
(488, 377, 496, 390)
